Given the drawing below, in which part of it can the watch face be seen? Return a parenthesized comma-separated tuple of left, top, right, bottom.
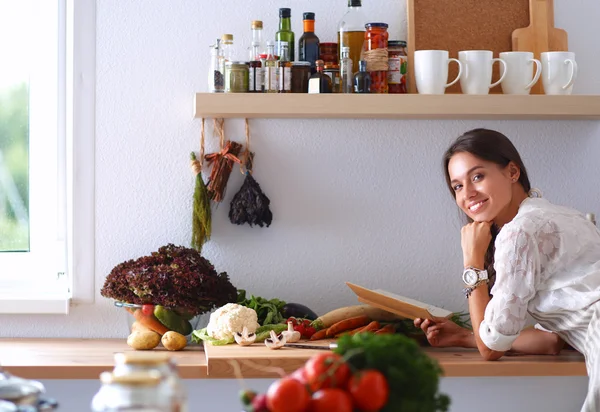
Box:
(463, 269, 478, 286)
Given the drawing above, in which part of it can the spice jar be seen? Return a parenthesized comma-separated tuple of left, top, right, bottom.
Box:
(248, 61, 263, 92)
(319, 42, 339, 65)
(388, 40, 408, 94)
(364, 23, 389, 93)
(225, 61, 249, 93)
(324, 62, 341, 93)
(291, 61, 311, 93)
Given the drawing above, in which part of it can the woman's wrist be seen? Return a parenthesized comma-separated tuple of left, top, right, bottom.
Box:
(463, 255, 485, 269)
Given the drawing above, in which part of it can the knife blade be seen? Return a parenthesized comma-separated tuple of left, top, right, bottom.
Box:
(283, 343, 337, 350)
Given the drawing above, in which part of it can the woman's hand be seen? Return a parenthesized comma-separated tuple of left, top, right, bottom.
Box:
(461, 222, 492, 268)
(414, 317, 475, 348)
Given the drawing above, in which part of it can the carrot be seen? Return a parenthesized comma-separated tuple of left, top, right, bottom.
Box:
(310, 329, 329, 341)
(375, 324, 396, 334)
(326, 315, 370, 338)
(130, 308, 169, 335)
(354, 321, 380, 335)
(334, 325, 366, 338)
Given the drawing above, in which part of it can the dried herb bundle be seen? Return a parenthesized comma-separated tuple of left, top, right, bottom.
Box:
(204, 140, 242, 202)
(100, 244, 237, 316)
(190, 152, 211, 252)
(229, 156, 273, 227)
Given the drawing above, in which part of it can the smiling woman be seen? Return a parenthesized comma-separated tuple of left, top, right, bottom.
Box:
(425, 128, 600, 412)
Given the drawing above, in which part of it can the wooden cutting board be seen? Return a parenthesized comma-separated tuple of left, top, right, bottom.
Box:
(203, 340, 335, 378)
(512, 0, 569, 94)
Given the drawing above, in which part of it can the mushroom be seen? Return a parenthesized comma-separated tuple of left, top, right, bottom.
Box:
(264, 330, 287, 350)
(234, 326, 257, 346)
(281, 321, 301, 343)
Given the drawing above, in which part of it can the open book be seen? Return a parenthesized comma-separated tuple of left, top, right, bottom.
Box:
(346, 282, 453, 320)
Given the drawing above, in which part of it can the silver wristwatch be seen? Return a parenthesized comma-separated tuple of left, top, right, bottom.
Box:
(462, 266, 488, 287)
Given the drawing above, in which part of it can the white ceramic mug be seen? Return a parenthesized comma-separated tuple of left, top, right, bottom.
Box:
(414, 50, 463, 94)
(458, 50, 506, 95)
(541, 52, 578, 95)
(499, 52, 542, 95)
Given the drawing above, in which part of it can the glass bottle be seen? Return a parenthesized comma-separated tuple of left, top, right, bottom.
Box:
(308, 59, 332, 94)
(263, 41, 278, 93)
(220, 34, 234, 64)
(277, 42, 292, 93)
(353, 60, 371, 93)
(276, 8, 295, 61)
(112, 352, 187, 412)
(91, 371, 171, 412)
(248, 20, 264, 61)
(338, 0, 366, 75)
(340, 46, 353, 93)
(298, 12, 320, 74)
(208, 40, 224, 93)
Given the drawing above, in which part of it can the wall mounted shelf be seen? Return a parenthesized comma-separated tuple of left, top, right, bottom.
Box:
(193, 93, 600, 120)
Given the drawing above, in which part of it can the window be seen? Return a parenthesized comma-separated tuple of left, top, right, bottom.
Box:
(0, 0, 96, 314)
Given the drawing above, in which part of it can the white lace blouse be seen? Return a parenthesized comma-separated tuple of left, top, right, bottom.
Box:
(479, 197, 600, 351)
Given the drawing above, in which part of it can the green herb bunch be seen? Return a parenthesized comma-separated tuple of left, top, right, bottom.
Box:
(335, 333, 450, 412)
(236, 289, 286, 326)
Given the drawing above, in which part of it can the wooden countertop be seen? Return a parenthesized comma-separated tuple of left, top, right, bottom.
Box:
(0, 339, 587, 380)
(0, 339, 208, 379)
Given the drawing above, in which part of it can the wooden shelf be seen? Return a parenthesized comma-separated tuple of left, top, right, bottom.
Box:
(193, 93, 600, 120)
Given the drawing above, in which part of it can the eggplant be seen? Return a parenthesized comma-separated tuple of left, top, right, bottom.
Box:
(282, 303, 318, 320)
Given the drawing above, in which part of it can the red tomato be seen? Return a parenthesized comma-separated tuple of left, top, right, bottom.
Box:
(289, 366, 308, 385)
(348, 369, 389, 412)
(266, 377, 310, 412)
(305, 353, 350, 391)
(309, 388, 353, 412)
(141, 304, 154, 316)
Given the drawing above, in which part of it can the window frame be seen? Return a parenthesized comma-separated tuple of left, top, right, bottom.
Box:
(0, 0, 96, 314)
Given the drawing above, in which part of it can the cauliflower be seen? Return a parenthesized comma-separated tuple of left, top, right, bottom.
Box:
(206, 303, 259, 341)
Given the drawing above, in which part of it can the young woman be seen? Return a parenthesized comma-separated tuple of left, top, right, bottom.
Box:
(417, 128, 600, 411)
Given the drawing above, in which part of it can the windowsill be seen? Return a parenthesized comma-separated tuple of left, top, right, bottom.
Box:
(0, 295, 70, 315)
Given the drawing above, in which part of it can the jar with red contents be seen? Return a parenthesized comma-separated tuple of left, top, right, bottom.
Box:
(388, 40, 408, 93)
(364, 23, 389, 93)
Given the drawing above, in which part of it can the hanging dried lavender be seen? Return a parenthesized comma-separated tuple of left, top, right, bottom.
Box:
(229, 119, 273, 227)
(190, 119, 211, 252)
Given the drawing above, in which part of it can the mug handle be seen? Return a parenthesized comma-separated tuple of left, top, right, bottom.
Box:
(525, 59, 542, 90)
(446, 58, 463, 88)
(563, 59, 578, 90)
(490, 58, 507, 88)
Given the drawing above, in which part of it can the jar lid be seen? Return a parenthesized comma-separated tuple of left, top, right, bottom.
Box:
(388, 40, 407, 47)
(221, 34, 233, 43)
(320, 42, 338, 47)
(292, 61, 311, 66)
(100, 371, 162, 386)
(226, 61, 249, 66)
(114, 352, 170, 366)
(365, 23, 389, 29)
(251, 20, 263, 29)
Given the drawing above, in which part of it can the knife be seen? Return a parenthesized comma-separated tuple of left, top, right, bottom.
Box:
(283, 343, 337, 350)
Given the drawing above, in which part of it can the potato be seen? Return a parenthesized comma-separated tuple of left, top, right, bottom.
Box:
(127, 330, 161, 350)
(161, 331, 187, 351)
(131, 321, 151, 333)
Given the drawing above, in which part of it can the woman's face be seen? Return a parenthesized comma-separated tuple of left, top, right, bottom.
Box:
(447, 152, 516, 223)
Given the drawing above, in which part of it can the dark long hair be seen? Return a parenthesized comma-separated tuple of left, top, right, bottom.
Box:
(443, 129, 531, 291)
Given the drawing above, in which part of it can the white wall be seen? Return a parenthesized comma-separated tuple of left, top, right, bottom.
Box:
(1, 0, 599, 410)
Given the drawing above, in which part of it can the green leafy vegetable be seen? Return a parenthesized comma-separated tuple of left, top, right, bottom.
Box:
(335, 333, 450, 412)
(237, 289, 286, 326)
(191, 328, 234, 346)
(255, 324, 287, 342)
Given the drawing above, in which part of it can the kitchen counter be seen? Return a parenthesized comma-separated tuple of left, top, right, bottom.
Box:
(0, 339, 587, 380)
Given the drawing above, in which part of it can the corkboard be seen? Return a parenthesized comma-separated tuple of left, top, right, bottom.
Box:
(407, 0, 531, 94)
